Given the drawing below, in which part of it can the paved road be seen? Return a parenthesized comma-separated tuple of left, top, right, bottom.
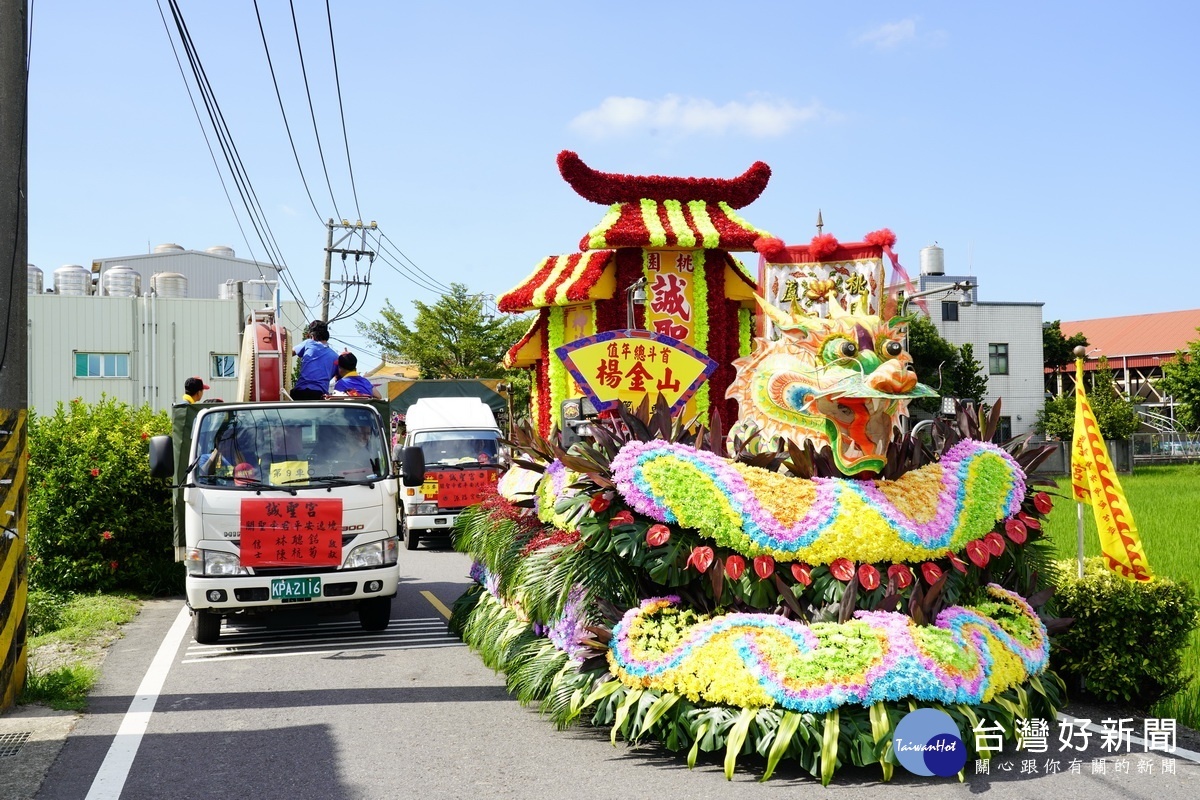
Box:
(30, 544, 1200, 799)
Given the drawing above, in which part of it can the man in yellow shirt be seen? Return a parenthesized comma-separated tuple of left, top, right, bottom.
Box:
(182, 376, 209, 403)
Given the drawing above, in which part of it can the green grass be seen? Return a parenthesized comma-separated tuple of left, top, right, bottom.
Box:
(1041, 463, 1200, 728)
(19, 592, 143, 711)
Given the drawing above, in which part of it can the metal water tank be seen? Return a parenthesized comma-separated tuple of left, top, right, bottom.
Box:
(218, 279, 270, 302)
(151, 272, 189, 298)
(53, 264, 92, 295)
(205, 245, 235, 258)
(920, 244, 945, 276)
(153, 243, 185, 254)
(102, 265, 142, 297)
(27, 264, 43, 294)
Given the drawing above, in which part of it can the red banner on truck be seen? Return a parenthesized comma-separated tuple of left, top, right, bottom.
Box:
(425, 468, 500, 509)
(239, 498, 344, 567)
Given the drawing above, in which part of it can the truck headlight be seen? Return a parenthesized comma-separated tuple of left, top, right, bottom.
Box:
(186, 549, 247, 576)
(345, 539, 398, 568)
(415, 502, 438, 515)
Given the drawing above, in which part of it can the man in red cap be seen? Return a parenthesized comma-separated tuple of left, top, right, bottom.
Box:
(182, 376, 209, 403)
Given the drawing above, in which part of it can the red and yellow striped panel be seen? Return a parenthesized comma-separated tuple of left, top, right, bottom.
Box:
(498, 251, 616, 312)
(579, 200, 769, 252)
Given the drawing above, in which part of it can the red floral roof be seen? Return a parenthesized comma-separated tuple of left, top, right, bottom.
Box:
(558, 150, 770, 208)
(579, 200, 770, 252)
(498, 250, 616, 313)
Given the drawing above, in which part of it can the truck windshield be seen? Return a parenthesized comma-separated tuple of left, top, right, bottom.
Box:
(412, 429, 500, 467)
(194, 405, 388, 489)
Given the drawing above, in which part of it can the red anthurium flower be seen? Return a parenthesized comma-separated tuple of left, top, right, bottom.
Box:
(724, 554, 746, 581)
(1017, 512, 1042, 530)
(948, 551, 968, 573)
(965, 540, 990, 569)
(984, 531, 1007, 557)
(90, 468, 100, 477)
(687, 546, 714, 573)
(791, 562, 813, 586)
(753, 555, 775, 580)
(858, 563, 881, 590)
(1033, 492, 1053, 514)
(608, 510, 634, 529)
(887, 564, 913, 589)
(921, 562, 944, 585)
(829, 558, 855, 582)
(1005, 518, 1028, 545)
(589, 494, 611, 513)
(645, 524, 671, 547)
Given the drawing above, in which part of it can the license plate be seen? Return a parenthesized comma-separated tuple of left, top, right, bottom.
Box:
(271, 577, 322, 600)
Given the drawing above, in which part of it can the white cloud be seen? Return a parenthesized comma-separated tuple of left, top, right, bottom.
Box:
(569, 95, 830, 139)
(857, 19, 918, 51)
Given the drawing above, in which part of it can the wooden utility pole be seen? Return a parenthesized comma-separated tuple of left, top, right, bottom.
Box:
(0, 0, 29, 712)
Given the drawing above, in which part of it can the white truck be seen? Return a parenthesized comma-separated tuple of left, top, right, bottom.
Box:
(398, 397, 504, 549)
(150, 398, 401, 644)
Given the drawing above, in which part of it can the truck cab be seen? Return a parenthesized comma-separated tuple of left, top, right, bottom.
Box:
(150, 399, 401, 644)
(398, 397, 503, 549)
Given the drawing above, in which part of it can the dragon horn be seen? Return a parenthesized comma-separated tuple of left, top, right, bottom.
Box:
(753, 293, 803, 332)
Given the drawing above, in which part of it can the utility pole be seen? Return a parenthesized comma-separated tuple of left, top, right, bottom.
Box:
(321, 218, 377, 322)
(0, 0, 28, 712)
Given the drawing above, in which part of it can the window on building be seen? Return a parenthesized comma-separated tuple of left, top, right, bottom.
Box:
(74, 352, 130, 378)
(989, 343, 1009, 375)
(994, 415, 1013, 444)
(212, 354, 238, 379)
(941, 301, 959, 322)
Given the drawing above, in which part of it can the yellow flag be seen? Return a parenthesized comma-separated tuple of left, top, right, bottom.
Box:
(1071, 358, 1152, 581)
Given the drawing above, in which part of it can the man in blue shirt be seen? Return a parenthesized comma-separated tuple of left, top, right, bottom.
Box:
(291, 320, 338, 400)
(333, 351, 379, 397)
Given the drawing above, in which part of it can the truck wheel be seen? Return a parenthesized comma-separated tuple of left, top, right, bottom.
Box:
(404, 524, 420, 550)
(193, 610, 222, 644)
(359, 596, 391, 631)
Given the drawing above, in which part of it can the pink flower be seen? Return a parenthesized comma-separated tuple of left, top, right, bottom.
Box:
(101, 531, 114, 541)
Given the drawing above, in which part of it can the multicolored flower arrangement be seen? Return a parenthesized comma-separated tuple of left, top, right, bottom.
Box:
(609, 584, 1048, 713)
(609, 438, 1025, 564)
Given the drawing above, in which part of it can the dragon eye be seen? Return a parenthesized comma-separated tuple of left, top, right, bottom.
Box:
(840, 341, 858, 358)
(885, 341, 903, 357)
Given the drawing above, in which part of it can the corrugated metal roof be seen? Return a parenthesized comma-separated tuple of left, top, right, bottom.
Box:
(1057, 308, 1200, 359)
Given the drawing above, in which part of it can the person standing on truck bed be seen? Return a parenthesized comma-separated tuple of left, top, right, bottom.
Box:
(333, 351, 380, 398)
(182, 376, 209, 403)
(291, 320, 338, 400)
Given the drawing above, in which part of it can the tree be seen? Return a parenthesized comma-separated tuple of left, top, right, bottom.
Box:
(1158, 328, 1200, 431)
(357, 283, 533, 416)
(951, 342, 989, 409)
(1037, 356, 1140, 440)
(905, 314, 962, 413)
(1043, 320, 1089, 371)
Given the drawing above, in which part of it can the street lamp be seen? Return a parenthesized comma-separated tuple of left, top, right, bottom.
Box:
(898, 280, 975, 314)
(625, 277, 647, 329)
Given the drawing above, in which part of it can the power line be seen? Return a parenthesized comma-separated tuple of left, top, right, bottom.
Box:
(376, 229, 454, 293)
(325, 0, 361, 224)
(253, 0, 324, 223)
(371, 230, 454, 295)
(370, 243, 447, 297)
(288, 0, 341, 221)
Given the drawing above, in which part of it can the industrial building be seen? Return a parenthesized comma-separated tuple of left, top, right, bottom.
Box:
(27, 244, 307, 414)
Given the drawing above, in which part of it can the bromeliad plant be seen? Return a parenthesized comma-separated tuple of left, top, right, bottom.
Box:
(451, 396, 1070, 784)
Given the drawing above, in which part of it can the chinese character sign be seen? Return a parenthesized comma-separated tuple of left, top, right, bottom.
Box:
(762, 256, 884, 337)
(427, 468, 500, 509)
(555, 330, 716, 416)
(239, 498, 343, 567)
(644, 251, 696, 344)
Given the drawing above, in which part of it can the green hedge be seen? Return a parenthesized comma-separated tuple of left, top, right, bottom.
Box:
(27, 396, 180, 595)
(1052, 557, 1199, 707)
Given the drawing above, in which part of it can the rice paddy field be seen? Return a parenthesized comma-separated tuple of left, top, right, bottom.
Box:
(1042, 462, 1200, 729)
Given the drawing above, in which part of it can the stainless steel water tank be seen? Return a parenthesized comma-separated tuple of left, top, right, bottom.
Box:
(205, 245, 235, 258)
(102, 265, 142, 297)
(919, 244, 945, 276)
(27, 264, 43, 294)
(153, 243, 185, 254)
(218, 279, 271, 302)
(150, 272, 189, 298)
(53, 264, 92, 295)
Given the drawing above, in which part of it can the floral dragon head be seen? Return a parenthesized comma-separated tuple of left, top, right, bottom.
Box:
(726, 299, 937, 474)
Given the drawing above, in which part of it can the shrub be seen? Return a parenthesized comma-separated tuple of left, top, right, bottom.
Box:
(1052, 557, 1200, 707)
(27, 395, 180, 595)
(25, 589, 71, 637)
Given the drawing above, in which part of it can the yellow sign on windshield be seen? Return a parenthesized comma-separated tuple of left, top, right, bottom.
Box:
(270, 460, 311, 485)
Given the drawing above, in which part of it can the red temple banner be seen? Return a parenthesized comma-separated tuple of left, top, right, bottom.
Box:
(239, 498, 343, 567)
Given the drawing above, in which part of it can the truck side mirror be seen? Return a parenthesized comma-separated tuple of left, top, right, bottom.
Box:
(148, 435, 174, 479)
(401, 446, 425, 487)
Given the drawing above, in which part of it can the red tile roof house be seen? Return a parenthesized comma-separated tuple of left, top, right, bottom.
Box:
(1048, 308, 1200, 430)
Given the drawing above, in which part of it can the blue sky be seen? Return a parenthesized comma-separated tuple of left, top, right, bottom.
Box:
(27, 2, 1200, 360)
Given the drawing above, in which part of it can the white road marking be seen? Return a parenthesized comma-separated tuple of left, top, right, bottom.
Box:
(84, 604, 192, 800)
